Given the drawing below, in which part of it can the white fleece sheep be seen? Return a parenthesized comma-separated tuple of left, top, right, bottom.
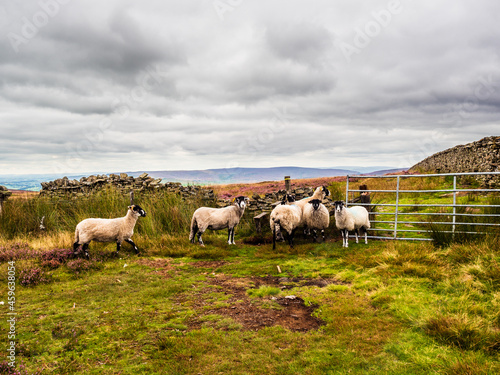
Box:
(303, 199, 330, 242)
(73, 205, 147, 258)
(189, 196, 249, 246)
(294, 186, 330, 226)
(270, 194, 302, 249)
(333, 201, 370, 248)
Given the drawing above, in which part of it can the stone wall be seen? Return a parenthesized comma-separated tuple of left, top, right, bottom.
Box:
(409, 136, 500, 187)
(0, 186, 12, 215)
(40, 173, 216, 201)
(39, 174, 335, 214)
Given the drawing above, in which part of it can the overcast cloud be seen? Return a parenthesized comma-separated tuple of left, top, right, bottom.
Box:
(0, 0, 499, 174)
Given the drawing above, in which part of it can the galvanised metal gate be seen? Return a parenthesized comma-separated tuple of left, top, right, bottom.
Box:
(345, 172, 500, 241)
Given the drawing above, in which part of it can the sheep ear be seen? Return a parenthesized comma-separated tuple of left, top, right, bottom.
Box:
(128, 205, 133, 210)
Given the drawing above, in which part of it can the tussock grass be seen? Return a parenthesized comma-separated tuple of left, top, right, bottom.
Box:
(1, 187, 500, 374)
(0, 188, 203, 240)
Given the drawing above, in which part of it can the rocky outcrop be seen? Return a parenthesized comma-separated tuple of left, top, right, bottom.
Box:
(409, 136, 500, 187)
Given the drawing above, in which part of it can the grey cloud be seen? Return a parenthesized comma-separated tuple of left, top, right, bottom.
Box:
(0, 0, 498, 175)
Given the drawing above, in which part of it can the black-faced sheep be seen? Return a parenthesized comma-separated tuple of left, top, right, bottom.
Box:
(73, 205, 147, 258)
(303, 199, 330, 242)
(294, 186, 330, 227)
(333, 201, 370, 248)
(189, 196, 249, 246)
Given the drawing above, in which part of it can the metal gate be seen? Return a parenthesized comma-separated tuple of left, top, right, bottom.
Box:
(345, 172, 500, 241)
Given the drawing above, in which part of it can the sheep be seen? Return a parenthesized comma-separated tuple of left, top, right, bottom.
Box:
(73, 205, 147, 258)
(303, 199, 330, 242)
(333, 201, 370, 248)
(189, 196, 249, 246)
(270, 194, 302, 250)
(294, 186, 330, 227)
(294, 186, 330, 212)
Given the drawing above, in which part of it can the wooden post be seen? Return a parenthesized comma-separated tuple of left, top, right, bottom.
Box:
(253, 212, 269, 233)
(130, 190, 134, 206)
(359, 184, 371, 213)
(284, 176, 291, 193)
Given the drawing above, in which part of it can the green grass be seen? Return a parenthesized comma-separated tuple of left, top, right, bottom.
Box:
(1, 233, 499, 374)
(1, 187, 499, 374)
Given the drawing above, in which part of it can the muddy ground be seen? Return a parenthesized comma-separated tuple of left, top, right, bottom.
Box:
(139, 259, 347, 332)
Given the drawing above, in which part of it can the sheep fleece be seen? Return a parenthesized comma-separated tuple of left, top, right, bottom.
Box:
(303, 203, 330, 230)
(335, 206, 370, 231)
(191, 206, 243, 231)
(269, 205, 302, 234)
(75, 216, 136, 243)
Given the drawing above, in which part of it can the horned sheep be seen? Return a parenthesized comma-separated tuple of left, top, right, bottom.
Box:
(333, 201, 370, 248)
(73, 205, 147, 258)
(189, 196, 249, 246)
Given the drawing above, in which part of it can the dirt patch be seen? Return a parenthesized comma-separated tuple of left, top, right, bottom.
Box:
(136, 258, 176, 277)
(186, 274, 344, 332)
(214, 295, 323, 332)
(189, 260, 227, 269)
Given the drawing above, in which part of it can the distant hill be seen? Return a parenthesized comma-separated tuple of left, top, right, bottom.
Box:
(0, 166, 406, 191)
(128, 166, 405, 185)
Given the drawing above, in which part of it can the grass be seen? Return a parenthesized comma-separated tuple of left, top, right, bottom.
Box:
(1, 186, 499, 374)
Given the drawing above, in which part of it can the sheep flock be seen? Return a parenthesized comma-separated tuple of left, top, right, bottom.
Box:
(72, 185, 371, 257)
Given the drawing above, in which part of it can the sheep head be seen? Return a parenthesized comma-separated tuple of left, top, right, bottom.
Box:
(234, 196, 249, 209)
(334, 201, 345, 212)
(308, 199, 322, 210)
(128, 205, 147, 217)
(280, 194, 295, 205)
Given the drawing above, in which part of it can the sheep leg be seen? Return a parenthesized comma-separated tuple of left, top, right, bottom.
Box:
(72, 242, 80, 257)
(321, 229, 326, 242)
(354, 229, 359, 244)
(312, 229, 318, 243)
(289, 229, 296, 248)
(197, 231, 205, 247)
(362, 227, 368, 244)
(82, 243, 90, 259)
(125, 239, 140, 254)
(116, 242, 121, 256)
(231, 227, 236, 245)
(342, 229, 349, 248)
(227, 227, 236, 245)
(190, 222, 198, 244)
(272, 225, 276, 250)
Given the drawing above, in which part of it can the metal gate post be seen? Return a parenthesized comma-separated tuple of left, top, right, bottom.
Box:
(394, 176, 400, 239)
(452, 175, 457, 239)
(345, 175, 350, 205)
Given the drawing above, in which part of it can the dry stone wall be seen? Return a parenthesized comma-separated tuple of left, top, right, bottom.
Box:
(39, 174, 335, 214)
(409, 136, 500, 187)
(40, 173, 216, 201)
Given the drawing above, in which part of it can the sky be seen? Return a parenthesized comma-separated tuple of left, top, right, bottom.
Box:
(0, 0, 499, 175)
